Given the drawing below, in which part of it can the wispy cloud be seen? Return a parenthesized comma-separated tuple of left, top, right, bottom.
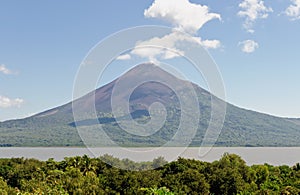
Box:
(239, 40, 259, 53)
(127, 0, 222, 62)
(131, 31, 195, 60)
(238, 0, 273, 33)
(116, 54, 131, 60)
(0, 95, 24, 108)
(0, 64, 14, 75)
(201, 40, 221, 49)
(285, 0, 300, 20)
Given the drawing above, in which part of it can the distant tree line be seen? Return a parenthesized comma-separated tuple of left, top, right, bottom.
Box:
(0, 153, 299, 194)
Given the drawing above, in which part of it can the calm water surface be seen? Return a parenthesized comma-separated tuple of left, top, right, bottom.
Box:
(0, 147, 299, 166)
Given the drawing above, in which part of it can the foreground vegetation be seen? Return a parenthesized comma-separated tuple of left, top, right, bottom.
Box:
(0, 153, 299, 194)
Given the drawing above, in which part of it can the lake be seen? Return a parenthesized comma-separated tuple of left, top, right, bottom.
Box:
(0, 147, 299, 166)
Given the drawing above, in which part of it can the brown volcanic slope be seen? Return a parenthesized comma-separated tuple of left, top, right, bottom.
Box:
(37, 62, 208, 116)
(1, 63, 300, 147)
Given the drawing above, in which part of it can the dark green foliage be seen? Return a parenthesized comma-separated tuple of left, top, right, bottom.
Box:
(1, 101, 300, 147)
(140, 187, 174, 195)
(0, 153, 299, 194)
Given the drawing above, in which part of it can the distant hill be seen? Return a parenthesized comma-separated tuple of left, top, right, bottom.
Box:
(1, 63, 300, 147)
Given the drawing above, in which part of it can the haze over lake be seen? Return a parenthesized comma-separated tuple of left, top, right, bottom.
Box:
(0, 147, 299, 166)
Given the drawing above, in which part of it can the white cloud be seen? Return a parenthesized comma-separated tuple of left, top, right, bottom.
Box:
(128, 0, 222, 62)
(130, 31, 221, 62)
(116, 54, 131, 60)
(201, 39, 221, 49)
(0, 96, 24, 108)
(285, 0, 300, 20)
(239, 40, 259, 53)
(131, 32, 195, 60)
(0, 64, 13, 75)
(238, 0, 273, 33)
(144, 0, 221, 34)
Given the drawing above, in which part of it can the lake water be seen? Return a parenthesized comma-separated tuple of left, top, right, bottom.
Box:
(0, 147, 299, 166)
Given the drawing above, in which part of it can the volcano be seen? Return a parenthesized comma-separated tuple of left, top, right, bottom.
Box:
(1, 63, 300, 147)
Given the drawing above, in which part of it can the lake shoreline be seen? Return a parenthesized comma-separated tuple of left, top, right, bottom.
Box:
(0, 147, 299, 166)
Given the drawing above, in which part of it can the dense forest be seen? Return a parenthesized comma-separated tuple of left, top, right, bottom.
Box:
(0, 153, 299, 194)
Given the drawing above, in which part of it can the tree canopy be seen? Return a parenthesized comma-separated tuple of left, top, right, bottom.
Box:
(0, 153, 299, 194)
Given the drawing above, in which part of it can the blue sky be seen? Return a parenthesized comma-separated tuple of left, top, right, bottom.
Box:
(1, 0, 300, 121)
